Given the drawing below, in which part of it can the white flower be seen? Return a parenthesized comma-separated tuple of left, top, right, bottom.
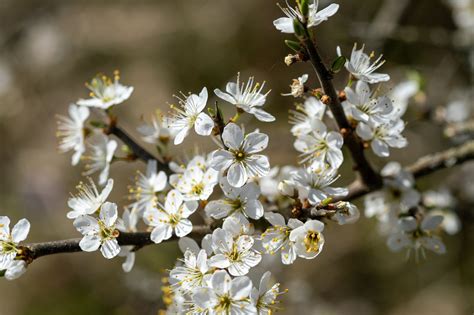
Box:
(289, 96, 326, 136)
(389, 79, 419, 118)
(170, 87, 215, 145)
(56, 104, 90, 165)
(1, 259, 27, 280)
(294, 119, 344, 169)
(331, 201, 360, 225)
(387, 215, 446, 257)
(170, 249, 210, 293)
(129, 160, 167, 215)
(205, 177, 264, 223)
(137, 111, 174, 144)
(250, 271, 285, 315)
(338, 44, 390, 84)
(289, 219, 325, 259)
(214, 74, 275, 122)
(192, 270, 256, 314)
(77, 71, 134, 109)
(273, 1, 339, 33)
(117, 207, 139, 272)
(0, 217, 30, 269)
(259, 166, 298, 201)
(209, 228, 261, 276)
(283, 74, 308, 98)
(343, 81, 393, 125)
(169, 153, 210, 176)
(83, 134, 117, 185)
(356, 119, 407, 157)
(261, 212, 303, 265)
(67, 178, 113, 219)
(292, 166, 348, 205)
(178, 235, 213, 257)
(174, 165, 218, 201)
(144, 190, 198, 244)
(210, 123, 270, 188)
(73, 202, 121, 259)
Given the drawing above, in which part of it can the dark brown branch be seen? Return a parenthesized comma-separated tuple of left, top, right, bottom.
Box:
(21, 225, 211, 261)
(299, 31, 383, 190)
(107, 124, 171, 174)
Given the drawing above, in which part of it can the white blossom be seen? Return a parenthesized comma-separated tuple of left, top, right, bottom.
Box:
(210, 123, 270, 188)
(170, 249, 210, 293)
(283, 74, 308, 98)
(343, 81, 393, 125)
(205, 177, 264, 223)
(389, 79, 419, 118)
(170, 87, 215, 145)
(251, 271, 285, 315)
(73, 202, 121, 259)
(261, 212, 303, 265)
(1, 259, 27, 280)
(294, 119, 344, 169)
(144, 190, 198, 244)
(192, 270, 256, 314)
(0, 217, 30, 269)
(209, 227, 261, 276)
(83, 134, 117, 185)
(387, 215, 446, 258)
(292, 166, 348, 205)
(338, 44, 390, 84)
(56, 104, 90, 165)
(128, 160, 167, 215)
(331, 201, 360, 225)
(67, 178, 113, 219)
(77, 71, 134, 109)
(273, 1, 339, 33)
(137, 111, 174, 144)
(174, 165, 218, 201)
(289, 96, 326, 136)
(289, 219, 325, 259)
(214, 74, 275, 122)
(356, 119, 407, 157)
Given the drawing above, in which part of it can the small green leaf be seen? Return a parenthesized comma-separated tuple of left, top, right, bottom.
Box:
(331, 56, 346, 73)
(293, 19, 306, 38)
(0, 269, 6, 277)
(89, 120, 108, 128)
(285, 40, 301, 52)
(321, 197, 333, 207)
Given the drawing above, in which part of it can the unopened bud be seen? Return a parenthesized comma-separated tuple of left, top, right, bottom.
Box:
(338, 90, 346, 102)
(278, 180, 296, 197)
(321, 95, 331, 105)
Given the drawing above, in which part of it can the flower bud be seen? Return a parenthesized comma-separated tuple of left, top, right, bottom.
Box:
(278, 180, 296, 197)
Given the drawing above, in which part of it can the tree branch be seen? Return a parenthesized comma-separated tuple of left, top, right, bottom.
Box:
(301, 35, 383, 190)
(107, 123, 171, 174)
(21, 225, 211, 261)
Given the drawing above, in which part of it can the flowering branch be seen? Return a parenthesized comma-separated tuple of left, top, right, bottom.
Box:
(301, 35, 383, 189)
(20, 225, 211, 262)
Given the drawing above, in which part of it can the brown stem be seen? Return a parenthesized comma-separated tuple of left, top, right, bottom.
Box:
(301, 35, 383, 190)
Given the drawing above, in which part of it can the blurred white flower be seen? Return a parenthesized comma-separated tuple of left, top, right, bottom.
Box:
(1, 259, 27, 280)
(356, 119, 407, 157)
(83, 134, 117, 185)
(331, 201, 360, 225)
(73, 202, 121, 259)
(289, 96, 326, 136)
(77, 71, 134, 109)
(389, 79, 419, 118)
(116, 207, 139, 272)
(283, 74, 308, 98)
(214, 74, 274, 122)
(137, 111, 174, 144)
(56, 104, 90, 165)
(129, 160, 167, 216)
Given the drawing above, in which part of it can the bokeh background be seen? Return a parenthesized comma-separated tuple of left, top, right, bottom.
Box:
(0, 0, 473, 314)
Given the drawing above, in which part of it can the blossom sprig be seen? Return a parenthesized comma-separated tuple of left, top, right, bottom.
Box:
(0, 217, 30, 280)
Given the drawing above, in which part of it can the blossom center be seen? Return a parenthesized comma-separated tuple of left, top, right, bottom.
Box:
(234, 150, 246, 161)
(216, 295, 232, 311)
(1, 240, 17, 255)
(98, 221, 116, 240)
(304, 230, 321, 253)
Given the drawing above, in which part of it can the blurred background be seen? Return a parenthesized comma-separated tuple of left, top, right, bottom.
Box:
(0, 0, 472, 314)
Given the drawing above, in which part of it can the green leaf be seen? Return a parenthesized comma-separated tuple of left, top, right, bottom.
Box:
(298, 0, 309, 17)
(293, 19, 306, 39)
(285, 40, 301, 52)
(331, 56, 346, 73)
